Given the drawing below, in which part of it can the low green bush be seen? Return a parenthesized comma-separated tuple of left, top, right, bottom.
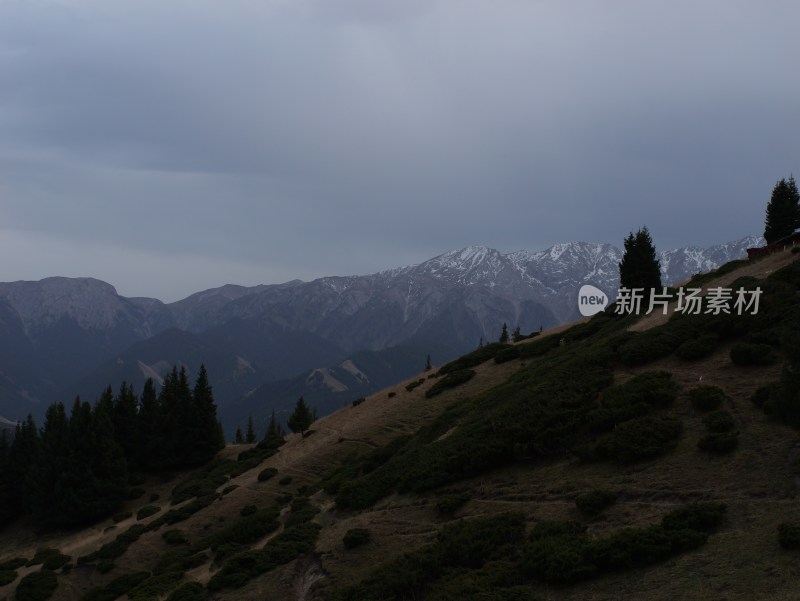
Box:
(207, 520, 321, 591)
(161, 529, 188, 545)
(79, 524, 147, 563)
(222, 485, 238, 495)
(0, 570, 17, 586)
(127, 571, 184, 601)
(209, 506, 280, 557)
(591, 417, 683, 463)
(166, 582, 208, 601)
(437, 343, 511, 375)
(0, 558, 26, 570)
(425, 369, 476, 398)
(146, 494, 218, 531)
(42, 553, 71, 571)
(26, 549, 61, 567)
(436, 493, 471, 516)
(697, 432, 739, 454)
(690, 385, 727, 412)
(494, 346, 521, 364)
(257, 468, 278, 482)
(575, 490, 617, 516)
(387, 392, 396, 398)
(343, 528, 372, 549)
(279, 476, 292, 486)
(675, 334, 718, 361)
(14, 570, 58, 601)
(352, 397, 365, 407)
(405, 379, 424, 392)
(702, 410, 735, 433)
(136, 505, 160, 520)
(96, 560, 115, 574)
(730, 343, 776, 366)
(78, 571, 150, 601)
(778, 523, 800, 549)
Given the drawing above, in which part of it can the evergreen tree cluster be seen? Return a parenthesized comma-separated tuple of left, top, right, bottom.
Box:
(0, 365, 224, 530)
(619, 226, 662, 292)
(764, 175, 800, 244)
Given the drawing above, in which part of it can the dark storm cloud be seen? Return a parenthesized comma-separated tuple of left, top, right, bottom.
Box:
(1, 0, 798, 300)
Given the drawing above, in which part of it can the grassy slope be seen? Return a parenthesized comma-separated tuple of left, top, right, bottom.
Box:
(0, 249, 798, 601)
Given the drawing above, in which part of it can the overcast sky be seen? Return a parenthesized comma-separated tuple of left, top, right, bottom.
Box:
(1, 0, 798, 301)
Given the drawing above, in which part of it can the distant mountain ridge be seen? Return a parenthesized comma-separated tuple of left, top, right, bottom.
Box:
(0, 235, 764, 426)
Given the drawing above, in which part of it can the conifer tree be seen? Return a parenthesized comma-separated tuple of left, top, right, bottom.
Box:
(512, 326, 522, 342)
(425, 354, 432, 372)
(112, 382, 140, 470)
(499, 323, 509, 344)
(0, 431, 15, 527)
(245, 416, 257, 444)
(764, 176, 800, 244)
(288, 397, 314, 434)
(235, 426, 244, 444)
(138, 378, 161, 470)
(618, 226, 662, 294)
(190, 364, 225, 465)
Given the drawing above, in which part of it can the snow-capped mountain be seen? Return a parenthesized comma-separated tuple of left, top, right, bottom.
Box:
(0, 235, 763, 423)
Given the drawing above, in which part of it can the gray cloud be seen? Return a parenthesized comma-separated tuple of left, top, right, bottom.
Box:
(1, 0, 798, 300)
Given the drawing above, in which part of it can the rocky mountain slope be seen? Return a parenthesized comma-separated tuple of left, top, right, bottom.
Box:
(0, 236, 763, 423)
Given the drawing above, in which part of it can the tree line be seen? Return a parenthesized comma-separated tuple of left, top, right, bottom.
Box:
(0, 365, 224, 529)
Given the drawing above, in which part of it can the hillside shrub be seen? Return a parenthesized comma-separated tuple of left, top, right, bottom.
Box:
(127, 572, 184, 601)
(778, 523, 800, 549)
(702, 410, 735, 433)
(166, 582, 208, 601)
(96, 560, 115, 574)
(222, 485, 238, 495)
(425, 369, 476, 398)
(494, 346, 521, 364)
(257, 468, 278, 482)
(343, 528, 372, 549)
(437, 343, 511, 375)
(730, 343, 776, 366)
(112, 511, 132, 523)
(676, 334, 718, 361)
(0, 558, 26, 570)
(209, 506, 280, 556)
(161, 529, 188, 545)
(387, 392, 396, 398)
(207, 520, 321, 591)
(333, 513, 526, 600)
(690, 386, 727, 412)
(78, 571, 150, 601)
(79, 524, 147, 564)
(589, 417, 683, 463)
(436, 493, 471, 516)
(240, 505, 257, 517)
(352, 397, 365, 407)
(26, 549, 61, 567)
(136, 505, 160, 520)
(146, 494, 218, 531)
(697, 432, 739, 454)
(0, 570, 17, 586)
(14, 570, 58, 601)
(586, 371, 678, 433)
(405, 379, 425, 392)
(279, 476, 292, 486)
(575, 490, 617, 516)
(42, 553, 71, 571)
